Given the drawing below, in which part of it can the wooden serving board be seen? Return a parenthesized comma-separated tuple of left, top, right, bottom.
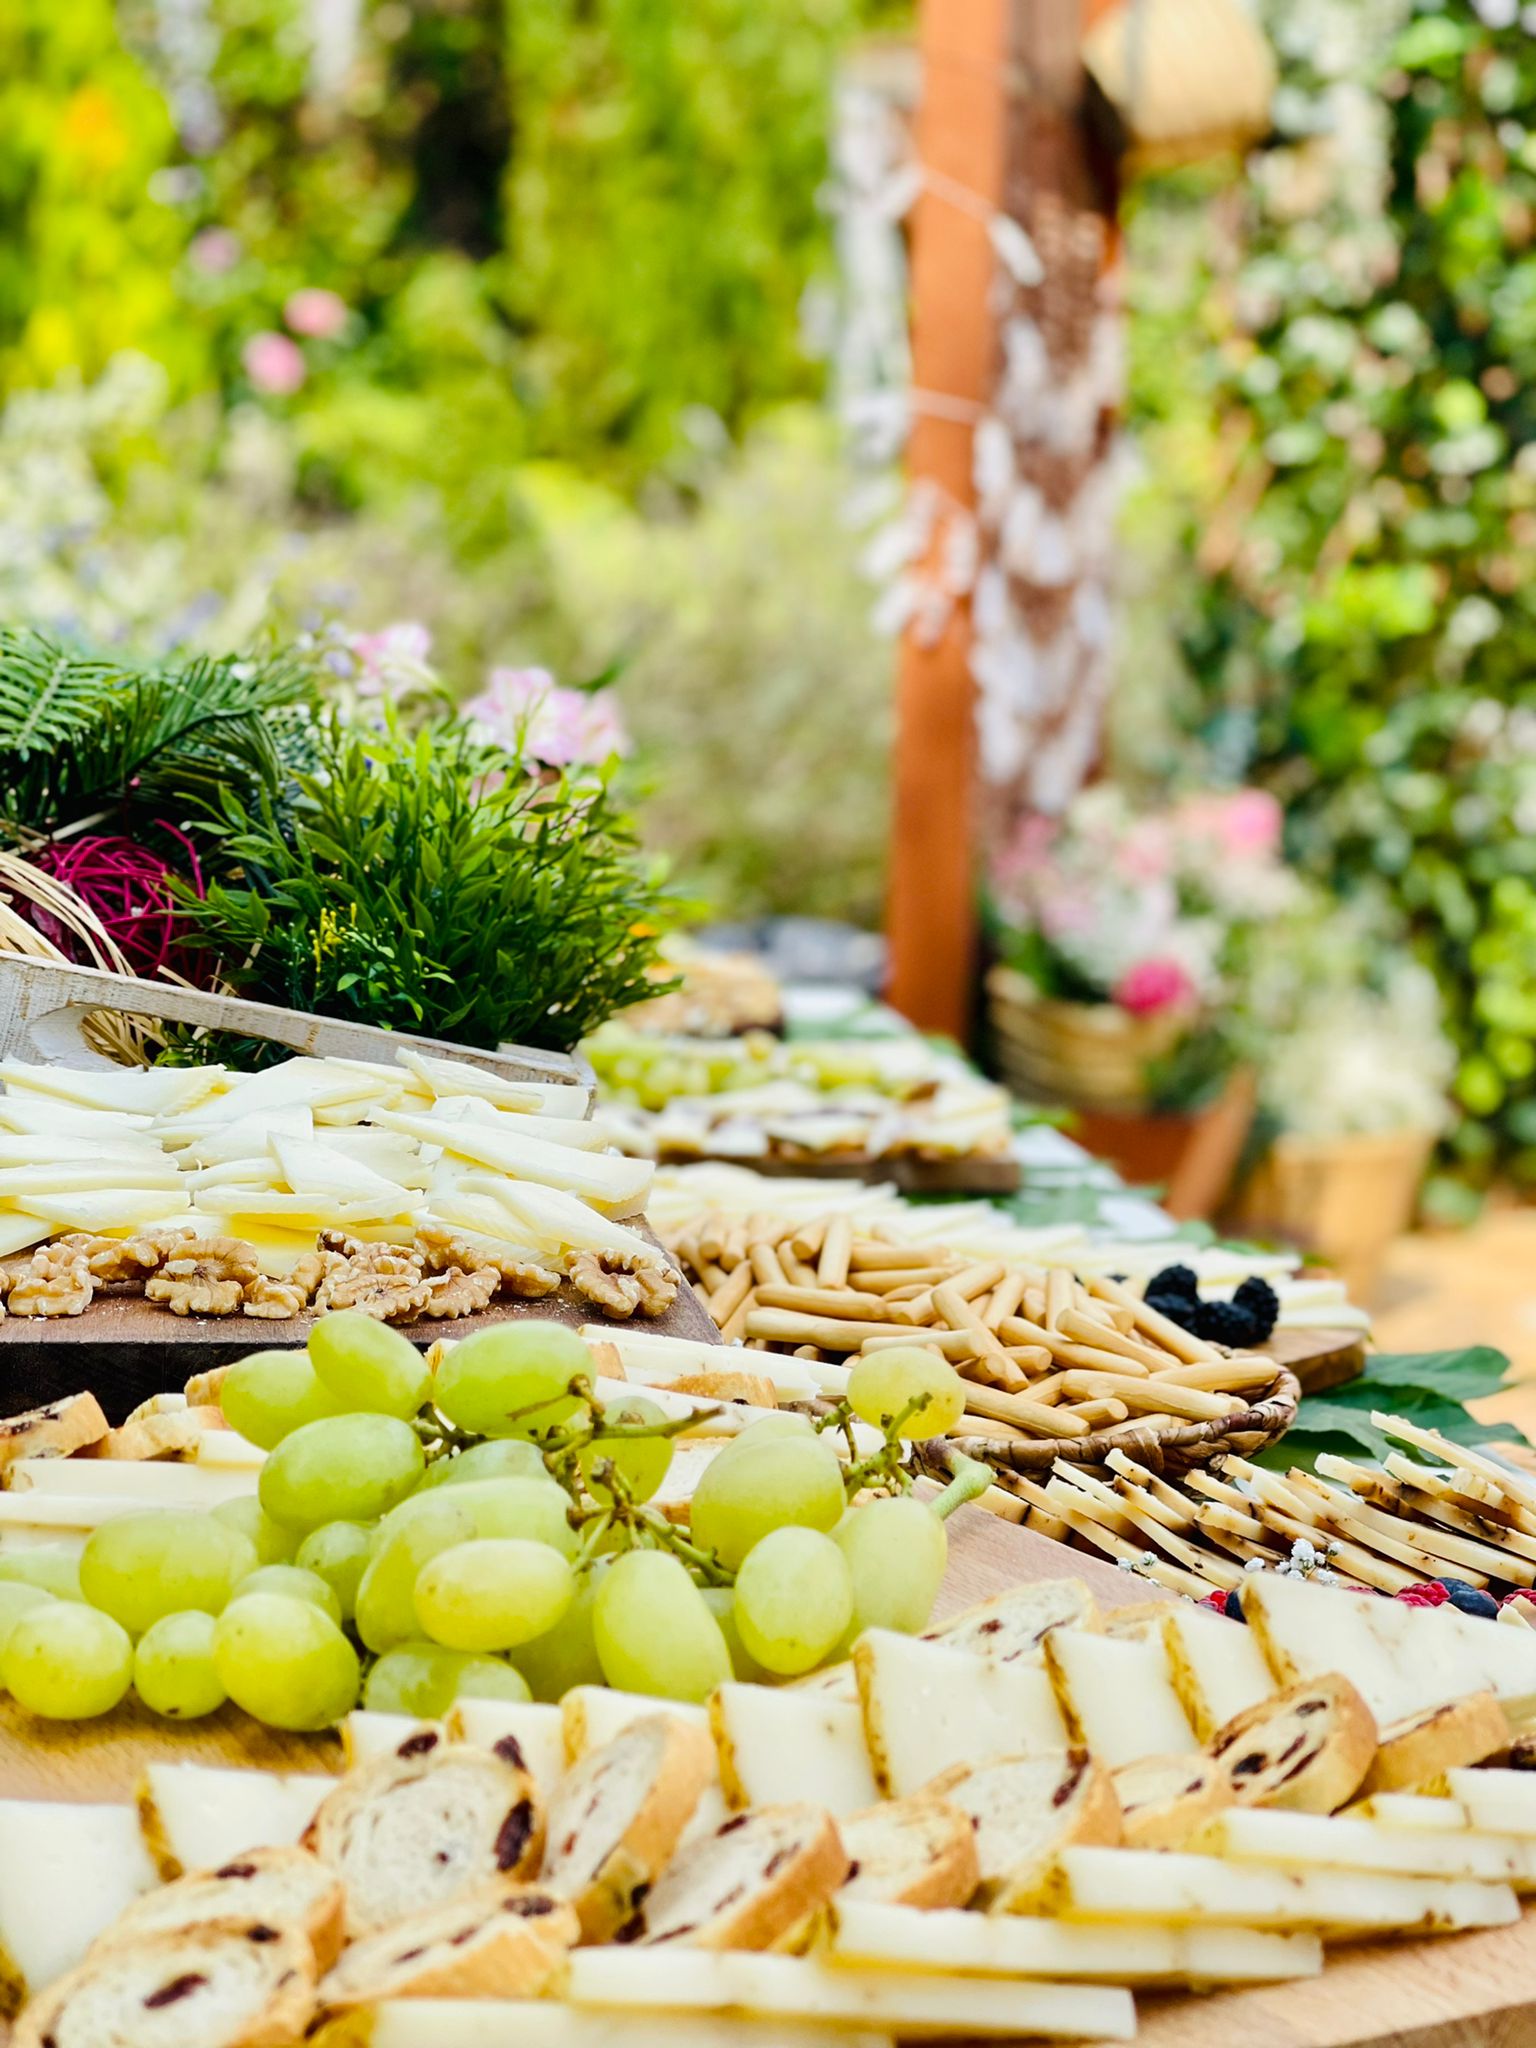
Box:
(1264, 1322, 1367, 1396)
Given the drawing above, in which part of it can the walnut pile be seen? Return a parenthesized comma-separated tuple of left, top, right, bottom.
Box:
(316, 1244, 432, 1323)
(243, 1251, 329, 1321)
(7, 1244, 94, 1318)
(414, 1227, 560, 1300)
(569, 1248, 679, 1320)
(145, 1238, 262, 1318)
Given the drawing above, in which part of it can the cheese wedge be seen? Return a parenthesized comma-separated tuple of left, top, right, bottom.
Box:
(0, 1060, 221, 1115)
(0, 1494, 162, 1534)
(1161, 1601, 1275, 1740)
(14, 1188, 192, 1233)
(1449, 1768, 1536, 1835)
(0, 1098, 153, 1137)
(449, 1699, 566, 1801)
(357, 2000, 884, 2048)
(566, 1948, 1136, 2040)
(272, 1134, 412, 1205)
(0, 1214, 53, 1259)
(826, 1900, 1323, 1984)
(710, 1683, 879, 1814)
(457, 1183, 657, 1263)
(1242, 1570, 1536, 1723)
(854, 1629, 1069, 1796)
(1198, 1807, 1536, 1884)
(196, 1432, 268, 1471)
(0, 1801, 156, 2002)
(380, 1109, 652, 1214)
(1350, 1793, 1471, 1832)
(395, 1052, 590, 1115)
(137, 1763, 334, 1880)
(563, 1686, 711, 1764)
(4, 1458, 251, 1505)
(1044, 1627, 1198, 1765)
(1046, 1845, 1519, 1933)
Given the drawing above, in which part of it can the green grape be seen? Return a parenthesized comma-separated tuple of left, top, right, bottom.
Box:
(211, 1497, 298, 1566)
(259, 1414, 425, 1532)
(229, 1565, 342, 1626)
(432, 1322, 590, 1440)
(592, 1551, 731, 1702)
(454, 1657, 532, 1704)
(354, 1495, 479, 1654)
(361, 1644, 532, 1718)
(701, 1584, 770, 1683)
(3, 1602, 133, 1719)
(847, 1348, 966, 1438)
(295, 1522, 373, 1622)
(218, 1350, 343, 1450)
(733, 1528, 853, 1677)
(688, 1436, 845, 1571)
(0, 1582, 57, 1657)
(440, 1478, 577, 1559)
(512, 1567, 606, 1701)
(133, 1610, 226, 1720)
(834, 1496, 947, 1637)
(578, 1396, 673, 1505)
(0, 1549, 82, 1601)
(213, 1593, 360, 1731)
(309, 1312, 431, 1420)
(80, 1514, 258, 1637)
(726, 1413, 815, 1448)
(421, 1440, 547, 1489)
(415, 1540, 575, 1653)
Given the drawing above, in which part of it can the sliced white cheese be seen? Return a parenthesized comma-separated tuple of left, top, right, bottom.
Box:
(0, 1160, 183, 1194)
(185, 1059, 380, 1124)
(449, 1699, 566, 1801)
(200, 1188, 410, 1225)
(1350, 1792, 1470, 1831)
(396, 1051, 590, 1117)
(368, 2001, 884, 2048)
(1050, 1845, 1519, 1933)
(562, 1687, 711, 1765)
(0, 1494, 157, 1533)
(582, 1326, 821, 1402)
(342, 1712, 446, 1768)
(0, 1135, 166, 1168)
(272, 1133, 412, 1204)
(381, 1109, 652, 1214)
(1161, 1601, 1276, 1741)
(0, 1098, 153, 1137)
(710, 1682, 878, 1814)
(0, 1800, 157, 1997)
(0, 1213, 54, 1259)
(1242, 1570, 1536, 1723)
(1449, 1768, 1536, 1836)
(456, 1182, 657, 1262)
(0, 1061, 222, 1115)
(138, 1763, 334, 1877)
(430, 1099, 624, 1151)
(854, 1629, 1069, 1797)
(14, 1188, 191, 1233)
(177, 1106, 314, 1166)
(196, 1432, 267, 1471)
(3, 1458, 254, 1505)
(567, 1948, 1136, 2041)
(1199, 1807, 1536, 1885)
(1044, 1628, 1198, 1765)
(827, 1900, 1323, 1984)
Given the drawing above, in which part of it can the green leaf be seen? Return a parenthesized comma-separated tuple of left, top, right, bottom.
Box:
(1351, 1347, 1512, 1403)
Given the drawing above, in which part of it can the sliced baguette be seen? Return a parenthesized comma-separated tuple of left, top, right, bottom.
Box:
(633, 1805, 848, 1950)
(315, 1883, 578, 2008)
(1110, 1754, 1234, 1850)
(88, 1846, 344, 1973)
(923, 1579, 1097, 1664)
(542, 1713, 715, 1941)
(306, 1735, 543, 1937)
(1362, 1691, 1511, 1796)
(1209, 1673, 1378, 1815)
(923, 1752, 1121, 1915)
(14, 1918, 317, 2048)
(0, 1392, 109, 1472)
(835, 1798, 980, 1910)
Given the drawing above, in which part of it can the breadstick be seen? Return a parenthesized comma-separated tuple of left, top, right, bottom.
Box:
(1055, 1309, 1175, 1374)
(748, 1240, 788, 1290)
(1156, 1360, 1279, 1395)
(983, 1272, 1029, 1329)
(1084, 1274, 1218, 1364)
(746, 1308, 970, 1353)
(719, 1287, 757, 1344)
(753, 1285, 906, 1323)
(1055, 1372, 1238, 1423)
(779, 1247, 822, 1288)
(790, 1217, 829, 1260)
(1045, 1266, 1073, 1332)
(849, 1266, 956, 1295)
(818, 1214, 854, 1290)
(1066, 1398, 1130, 1427)
(704, 1265, 752, 1321)
(956, 1383, 1089, 1438)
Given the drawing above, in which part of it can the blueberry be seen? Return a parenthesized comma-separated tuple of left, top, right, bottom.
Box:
(1443, 1582, 1501, 1621)
(1226, 1587, 1247, 1624)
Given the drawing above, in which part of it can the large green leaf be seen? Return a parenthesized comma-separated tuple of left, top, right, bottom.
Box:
(1351, 1348, 1512, 1403)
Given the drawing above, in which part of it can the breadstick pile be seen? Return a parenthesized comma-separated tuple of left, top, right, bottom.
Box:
(664, 1210, 1283, 1452)
(990, 1415, 1536, 1602)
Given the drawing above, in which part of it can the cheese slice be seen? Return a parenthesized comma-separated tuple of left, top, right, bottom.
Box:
(138, 1763, 334, 1879)
(3, 1459, 253, 1505)
(272, 1133, 412, 1205)
(1199, 1807, 1536, 1884)
(1161, 1601, 1275, 1740)
(14, 1188, 191, 1233)
(1048, 1846, 1519, 1933)
(457, 1182, 657, 1263)
(1350, 1792, 1471, 1832)
(563, 1687, 710, 1764)
(827, 1900, 1323, 1984)
(379, 1109, 652, 1214)
(0, 1160, 183, 1195)
(342, 1711, 444, 1768)
(1043, 1628, 1198, 1764)
(0, 1800, 156, 1998)
(710, 1682, 878, 1813)
(0, 1098, 153, 1137)
(1242, 1570, 1536, 1723)
(396, 1051, 590, 1117)
(566, 1948, 1136, 2040)
(1449, 1768, 1536, 1836)
(0, 1494, 160, 1534)
(854, 1629, 1069, 1796)
(196, 1431, 267, 1471)
(449, 1699, 566, 1801)
(365, 2000, 883, 2048)
(0, 1214, 54, 1259)
(0, 1060, 221, 1115)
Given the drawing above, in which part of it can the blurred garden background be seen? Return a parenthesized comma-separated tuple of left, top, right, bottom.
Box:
(4, 0, 1536, 1371)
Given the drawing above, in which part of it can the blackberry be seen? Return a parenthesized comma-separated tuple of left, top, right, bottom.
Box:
(1232, 1276, 1280, 1342)
(1191, 1299, 1263, 1349)
(1439, 1578, 1501, 1621)
(1147, 1264, 1200, 1303)
(1144, 1291, 1200, 1332)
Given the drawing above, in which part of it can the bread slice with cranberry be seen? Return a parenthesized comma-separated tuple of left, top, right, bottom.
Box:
(1363, 1691, 1511, 1796)
(835, 1798, 980, 1911)
(631, 1806, 848, 1951)
(306, 1733, 543, 1938)
(542, 1713, 716, 1941)
(924, 1579, 1098, 1665)
(14, 1918, 316, 2048)
(1209, 1673, 1378, 1815)
(315, 1883, 578, 2009)
(88, 1846, 344, 1973)
(1111, 1754, 1234, 1850)
(923, 1752, 1121, 1914)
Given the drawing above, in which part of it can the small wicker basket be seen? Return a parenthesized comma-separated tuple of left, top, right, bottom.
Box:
(986, 965, 1194, 1114)
(922, 1363, 1301, 1481)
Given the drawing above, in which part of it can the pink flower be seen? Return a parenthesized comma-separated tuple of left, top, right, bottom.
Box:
(1114, 818, 1173, 883)
(284, 287, 349, 340)
(1218, 788, 1283, 859)
(241, 330, 306, 396)
(347, 622, 434, 698)
(189, 228, 240, 275)
(465, 667, 630, 767)
(1114, 957, 1197, 1015)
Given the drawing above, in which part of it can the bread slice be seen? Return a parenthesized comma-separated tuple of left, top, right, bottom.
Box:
(835, 1798, 979, 1910)
(306, 1735, 544, 1937)
(315, 1883, 578, 2009)
(1362, 1691, 1511, 1796)
(14, 1918, 317, 2048)
(632, 1805, 848, 1950)
(0, 1392, 108, 1471)
(922, 1752, 1121, 1914)
(1209, 1673, 1378, 1815)
(88, 1847, 345, 1974)
(542, 1713, 715, 1941)
(1111, 1754, 1234, 1850)
(924, 1578, 1097, 1665)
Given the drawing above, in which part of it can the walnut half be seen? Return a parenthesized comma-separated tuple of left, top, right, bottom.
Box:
(317, 1248, 432, 1323)
(243, 1251, 329, 1321)
(569, 1249, 679, 1321)
(414, 1227, 560, 1300)
(8, 1245, 93, 1319)
(421, 1265, 501, 1321)
(146, 1238, 261, 1318)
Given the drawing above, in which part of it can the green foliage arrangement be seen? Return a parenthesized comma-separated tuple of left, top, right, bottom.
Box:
(1254, 1346, 1524, 1473)
(184, 715, 676, 1052)
(1128, 0, 1536, 1188)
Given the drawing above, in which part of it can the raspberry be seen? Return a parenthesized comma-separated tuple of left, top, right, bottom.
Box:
(1148, 1264, 1200, 1303)
(1232, 1276, 1280, 1342)
(1200, 1588, 1229, 1614)
(1191, 1299, 1263, 1349)
(1396, 1581, 1450, 1607)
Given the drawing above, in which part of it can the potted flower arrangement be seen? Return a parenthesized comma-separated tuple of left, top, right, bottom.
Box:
(985, 784, 1299, 1214)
